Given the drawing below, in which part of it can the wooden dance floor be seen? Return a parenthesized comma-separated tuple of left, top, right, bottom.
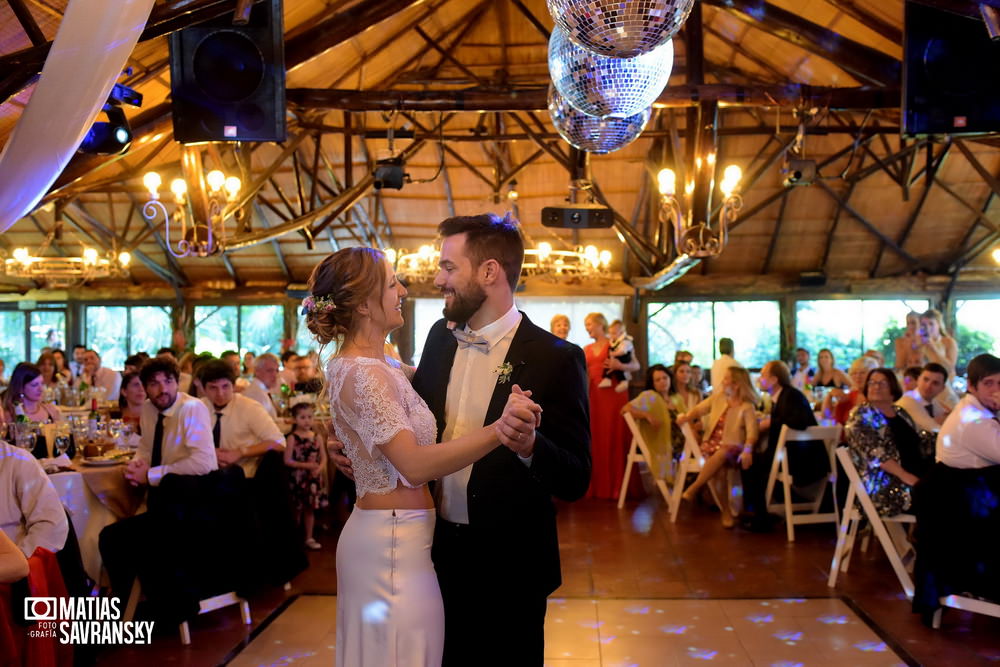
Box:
(97, 496, 1000, 666)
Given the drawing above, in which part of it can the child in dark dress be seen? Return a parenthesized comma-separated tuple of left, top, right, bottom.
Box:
(284, 402, 328, 550)
(599, 319, 634, 393)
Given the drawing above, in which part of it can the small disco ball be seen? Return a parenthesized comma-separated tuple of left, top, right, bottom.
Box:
(548, 86, 650, 154)
(547, 0, 695, 58)
(549, 25, 673, 118)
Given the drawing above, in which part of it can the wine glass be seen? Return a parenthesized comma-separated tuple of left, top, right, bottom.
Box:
(13, 422, 36, 452)
(53, 423, 71, 457)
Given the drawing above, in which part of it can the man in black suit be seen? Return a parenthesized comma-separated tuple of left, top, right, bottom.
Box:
(742, 360, 822, 532)
(411, 213, 591, 666)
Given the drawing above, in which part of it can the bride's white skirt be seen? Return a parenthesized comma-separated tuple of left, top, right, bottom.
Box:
(336, 507, 444, 667)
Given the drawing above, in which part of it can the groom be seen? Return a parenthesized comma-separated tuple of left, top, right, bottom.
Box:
(413, 213, 591, 666)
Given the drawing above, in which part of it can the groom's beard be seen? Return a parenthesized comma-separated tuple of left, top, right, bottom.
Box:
(441, 282, 487, 324)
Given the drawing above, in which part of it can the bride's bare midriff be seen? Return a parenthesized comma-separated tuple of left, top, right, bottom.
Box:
(355, 481, 435, 510)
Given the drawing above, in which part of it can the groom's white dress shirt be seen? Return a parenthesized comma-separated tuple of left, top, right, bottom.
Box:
(437, 304, 521, 524)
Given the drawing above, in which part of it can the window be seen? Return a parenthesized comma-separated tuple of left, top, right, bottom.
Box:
(409, 296, 627, 366)
(195, 305, 284, 358)
(795, 299, 929, 369)
(647, 300, 780, 370)
(0, 311, 24, 371)
(295, 312, 317, 356)
(85, 305, 172, 369)
(955, 299, 1000, 370)
(194, 306, 238, 357)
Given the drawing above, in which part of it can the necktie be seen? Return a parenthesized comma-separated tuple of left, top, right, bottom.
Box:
(151, 413, 164, 467)
(213, 412, 223, 448)
(452, 328, 490, 352)
(925, 403, 934, 418)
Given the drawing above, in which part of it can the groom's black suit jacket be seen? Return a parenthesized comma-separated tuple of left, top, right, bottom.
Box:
(412, 313, 591, 595)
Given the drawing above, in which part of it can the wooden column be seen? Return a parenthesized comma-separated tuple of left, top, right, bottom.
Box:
(779, 295, 796, 364)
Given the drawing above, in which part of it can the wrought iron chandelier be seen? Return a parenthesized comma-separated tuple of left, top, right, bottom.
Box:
(387, 243, 613, 285)
(2, 245, 131, 288)
(140, 147, 243, 258)
(657, 101, 743, 258)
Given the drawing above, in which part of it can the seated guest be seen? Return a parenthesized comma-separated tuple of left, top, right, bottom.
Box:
(790, 347, 816, 391)
(864, 348, 885, 367)
(242, 351, 256, 380)
(80, 349, 122, 401)
(669, 361, 703, 413)
(278, 350, 299, 389)
(0, 531, 29, 583)
(845, 368, 935, 517)
(220, 350, 248, 391)
(123, 357, 217, 488)
(0, 439, 69, 557)
(243, 353, 280, 419)
(901, 366, 922, 395)
(689, 364, 708, 395)
(937, 353, 1000, 468)
(677, 367, 760, 527)
(51, 348, 72, 386)
(745, 360, 821, 531)
(36, 351, 63, 389)
(118, 371, 146, 433)
(896, 362, 950, 434)
(813, 348, 851, 390)
(293, 354, 322, 394)
(199, 360, 285, 478)
(176, 351, 196, 394)
(823, 356, 878, 425)
(1, 363, 64, 424)
(123, 354, 145, 375)
(621, 365, 680, 469)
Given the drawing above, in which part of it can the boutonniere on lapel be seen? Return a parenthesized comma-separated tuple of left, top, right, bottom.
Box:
(494, 361, 525, 385)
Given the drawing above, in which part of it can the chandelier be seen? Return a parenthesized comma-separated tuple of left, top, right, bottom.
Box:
(657, 160, 742, 258)
(387, 243, 613, 285)
(140, 148, 242, 258)
(2, 246, 131, 288)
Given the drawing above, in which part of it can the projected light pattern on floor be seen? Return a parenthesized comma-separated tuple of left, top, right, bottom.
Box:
(228, 596, 910, 667)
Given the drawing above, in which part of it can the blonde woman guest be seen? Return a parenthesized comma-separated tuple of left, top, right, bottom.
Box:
(813, 349, 851, 389)
(621, 365, 678, 473)
(894, 311, 924, 372)
(670, 361, 704, 440)
(677, 367, 759, 527)
(823, 356, 879, 425)
(918, 309, 958, 378)
(585, 312, 640, 499)
(550, 313, 570, 340)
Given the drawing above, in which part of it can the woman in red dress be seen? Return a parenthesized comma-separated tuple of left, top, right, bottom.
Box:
(584, 313, 640, 499)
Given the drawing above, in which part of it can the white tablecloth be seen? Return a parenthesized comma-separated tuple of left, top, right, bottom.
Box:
(49, 471, 117, 582)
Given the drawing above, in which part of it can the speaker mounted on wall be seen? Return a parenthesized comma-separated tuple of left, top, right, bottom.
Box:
(169, 0, 285, 144)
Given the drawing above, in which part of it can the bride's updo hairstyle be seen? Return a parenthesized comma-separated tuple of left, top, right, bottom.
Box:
(305, 247, 387, 345)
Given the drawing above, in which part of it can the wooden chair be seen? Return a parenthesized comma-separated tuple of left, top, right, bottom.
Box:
(827, 447, 916, 599)
(669, 423, 741, 523)
(617, 412, 673, 511)
(764, 424, 842, 541)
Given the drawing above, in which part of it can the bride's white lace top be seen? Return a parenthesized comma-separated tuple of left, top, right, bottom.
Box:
(326, 355, 437, 497)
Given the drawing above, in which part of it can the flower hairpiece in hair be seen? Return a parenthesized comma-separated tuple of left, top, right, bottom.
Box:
(302, 294, 337, 315)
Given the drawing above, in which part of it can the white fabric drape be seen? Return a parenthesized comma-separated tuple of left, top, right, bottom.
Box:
(0, 0, 157, 232)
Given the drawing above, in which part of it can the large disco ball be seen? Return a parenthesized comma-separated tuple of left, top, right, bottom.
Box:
(548, 86, 650, 154)
(549, 25, 673, 118)
(547, 0, 695, 58)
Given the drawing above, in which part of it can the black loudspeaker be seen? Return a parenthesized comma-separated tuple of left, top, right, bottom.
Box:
(541, 204, 614, 229)
(169, 0, 285, 144)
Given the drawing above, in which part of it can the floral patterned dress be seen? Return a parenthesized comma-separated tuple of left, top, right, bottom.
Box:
(287, 431, 328, 511)
(844, 402, 935, 516)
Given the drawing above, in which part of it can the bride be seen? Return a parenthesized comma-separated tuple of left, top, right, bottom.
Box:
(303, 247, 540, 666)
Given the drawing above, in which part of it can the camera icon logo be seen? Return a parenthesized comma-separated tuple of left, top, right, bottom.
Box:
(24, 597, 57, 621)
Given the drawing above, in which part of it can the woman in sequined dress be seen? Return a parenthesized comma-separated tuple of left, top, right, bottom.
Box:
(844, 368, 935, 517)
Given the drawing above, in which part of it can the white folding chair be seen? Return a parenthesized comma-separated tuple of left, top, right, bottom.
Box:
(931, 595, 1000, 629)
(669, 423, 741, 522)
(827, 447, 915, 599)
(179, 591, 252, 645)
(617, 412, 674, 511)
(764, 424, 842, 541)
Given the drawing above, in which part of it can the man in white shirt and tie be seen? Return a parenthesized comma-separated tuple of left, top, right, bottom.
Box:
(242, 353, 280, 419)
(896, 362, 950, 434)
(199, 360, 285, 478)
(124, 357, 217, 488)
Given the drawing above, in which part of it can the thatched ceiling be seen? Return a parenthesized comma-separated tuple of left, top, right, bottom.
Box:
(1, 0, 999, 295)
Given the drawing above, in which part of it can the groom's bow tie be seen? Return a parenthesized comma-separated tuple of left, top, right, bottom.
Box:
(452, 328, 490, 352)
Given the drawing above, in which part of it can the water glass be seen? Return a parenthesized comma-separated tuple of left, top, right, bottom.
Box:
(53, 423, 72, 457)
(13, 422, 37, 451)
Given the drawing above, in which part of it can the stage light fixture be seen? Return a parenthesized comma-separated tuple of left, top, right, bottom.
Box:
(373, 157, 407, 190)
(782, 158, 816, 187)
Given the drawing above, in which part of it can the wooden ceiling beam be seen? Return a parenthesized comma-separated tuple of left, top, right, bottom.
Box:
(288, 84, 900, 112)
(823, 0, 902, 44)
(285, 0, 429, 72)
(761, 189, 791, 274)
(909, 0, 1000, 20)
(508, 0, 550, 41)
(701, 0, 900, 87)
(8, 0, 47, 47)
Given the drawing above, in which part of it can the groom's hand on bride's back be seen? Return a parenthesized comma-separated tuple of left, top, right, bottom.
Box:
(327, 437, 355, 480)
